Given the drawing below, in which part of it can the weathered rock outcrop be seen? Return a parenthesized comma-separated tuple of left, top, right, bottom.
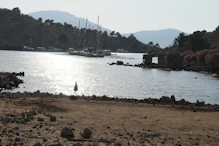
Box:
(0, 72, 24, 91)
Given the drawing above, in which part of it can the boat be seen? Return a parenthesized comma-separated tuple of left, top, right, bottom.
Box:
(103, 50, 112, 56)
(36, 47, 47, 52)
(116, 49, 129, 53)
(23, 46, 35, 51)
(69, 16, 105, 58)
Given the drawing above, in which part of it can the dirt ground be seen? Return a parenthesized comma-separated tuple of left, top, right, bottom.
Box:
(0, 96, 219, 146)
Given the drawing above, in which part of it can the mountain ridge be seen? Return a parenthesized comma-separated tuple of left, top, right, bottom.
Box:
(29, 10, 186, 48)
(29, 10, 111, 33)
(124, 29, 187, 48)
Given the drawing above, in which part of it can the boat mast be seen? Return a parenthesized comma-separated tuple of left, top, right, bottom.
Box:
(84, 19, 88, 49)
(96, 16, 99, 49)
(29, 28, 32, 47)
(77, 19, 81, 49)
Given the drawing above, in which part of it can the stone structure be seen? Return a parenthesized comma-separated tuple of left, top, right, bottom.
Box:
(143, 53, 167, 67)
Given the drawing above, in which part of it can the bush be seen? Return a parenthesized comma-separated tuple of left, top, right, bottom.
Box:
(166, 51, 183, 69)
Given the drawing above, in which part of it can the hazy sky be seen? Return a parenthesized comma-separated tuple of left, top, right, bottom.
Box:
(1, 0, 219, 33)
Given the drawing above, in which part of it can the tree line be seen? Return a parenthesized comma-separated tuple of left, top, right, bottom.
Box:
(0, 7, 160, 53)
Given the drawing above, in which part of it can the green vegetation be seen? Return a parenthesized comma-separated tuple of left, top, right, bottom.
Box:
(146, 26, 219, 73)
(0, 7, 159, 53)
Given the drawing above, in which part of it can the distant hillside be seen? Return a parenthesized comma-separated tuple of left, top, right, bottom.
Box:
(124, 29, 186, 48)
(0, 7, 159, 53)
(29, 10, 111, 33)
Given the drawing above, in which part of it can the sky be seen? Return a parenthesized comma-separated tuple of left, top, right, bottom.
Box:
(1, 0, 219, 34)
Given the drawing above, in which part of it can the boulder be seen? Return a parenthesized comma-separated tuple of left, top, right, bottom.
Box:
(114, 143, 122, 146)
(81, 128, 92, 139)
(61, 127, 74, 138)
(171, 95, 176, 102)
(33, 143, 42, 146)
(37, 117, 44, 122)
(73, 143, 83, 146)
(45, 142, 61, 146)
(29, 109, 37, 115)
(50, 115, 56, 122)
(117, 61, 124, 65)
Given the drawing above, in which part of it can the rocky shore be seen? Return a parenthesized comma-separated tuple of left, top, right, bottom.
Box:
(0, 72, 24, 91)
(0, 72, 219, 145)
(0, 91, 219, 145)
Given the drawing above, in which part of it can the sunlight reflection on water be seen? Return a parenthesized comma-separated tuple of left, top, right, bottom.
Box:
(0, 50, 219, 104)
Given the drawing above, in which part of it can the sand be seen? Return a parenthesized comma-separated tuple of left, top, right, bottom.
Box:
(0, 96, 219, 146)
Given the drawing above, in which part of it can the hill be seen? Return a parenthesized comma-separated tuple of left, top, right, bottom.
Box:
(124, 29, 185, 48)
(0, 7, 159, 53)
(29, 10, 111, 33)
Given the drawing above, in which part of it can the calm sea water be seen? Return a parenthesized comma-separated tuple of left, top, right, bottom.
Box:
(0, 50, 219, 104)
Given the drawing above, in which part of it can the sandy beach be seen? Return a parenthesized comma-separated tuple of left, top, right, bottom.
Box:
(0, 93, 219, 146)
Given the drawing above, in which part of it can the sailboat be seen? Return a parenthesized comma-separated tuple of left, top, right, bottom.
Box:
(69, 16, 105, 57)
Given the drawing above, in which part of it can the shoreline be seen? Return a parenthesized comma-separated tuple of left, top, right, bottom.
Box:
(1, 72, 219, 145)
(0, 92, 219, 145)
(1, 91, 219, 112)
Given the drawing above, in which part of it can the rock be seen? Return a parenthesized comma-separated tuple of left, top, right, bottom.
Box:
(117, 61, 124, 65)
(33, 143, 42, 146)
(171, 95, 176, 102)
(110, 62, 116, 65)
(15, 132, 20, 136)
(114, 143, 122, 146)
(61, 127, 74, 138)
(61, 143, 71, 146)
(15, 137, 21, 142)
(37, 117, 44, 122)
(29, 109, 37, 115)
(93, 142, 100, 146)
(160, 96, 171, 103)
(45, 142, 61, 146)
(37, 109, 43, 114)
(50, 115, 56, 122)
(2, 130, 6, 135)
(81, 128, 92, 139)
(195, 100, 205, 106)
(14, 127, 19, 130)
(73, 143, 83, 146)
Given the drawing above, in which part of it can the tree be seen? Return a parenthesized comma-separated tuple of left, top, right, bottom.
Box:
(110, 31, 115, 37)
(173, 32, 186, 48)
(45, 19, 51, 25)
(148, 41, 154, 46)
(155, 43, 160, 48)
(58, 33, 69, 43)
(216, 25, 219, 32)
(115, 32, 122, 38)
(166, 51, 183, 69)
(12, 7, 21, 15)
(128, 34, 136, 41)
(190, 31, 211, 52)
(38, 17, 42, 23)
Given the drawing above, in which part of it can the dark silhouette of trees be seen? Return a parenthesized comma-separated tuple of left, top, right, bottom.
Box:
(155, 43, 160, 48)
(148, 41, 154, 46)
(173, 32, 187, 48)
(166, 51, 183, 69)
(12, 7, 21, 15)
(58, 33, 68, 43)
(0, 7, 159, 52)
(109, 31, 115, 37)
(190, 31, 211, 52)
(172, 31, 211, 52)
(38, 17, 42, 23)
